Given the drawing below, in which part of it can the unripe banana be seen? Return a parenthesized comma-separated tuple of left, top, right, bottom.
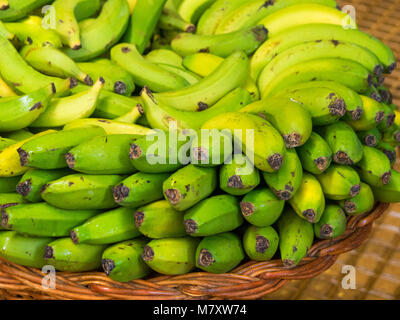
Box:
(316, 164, 361, 200)
(314, 205, 347, 239)
(18, 127, 106, 169)
(278, 207, 314, 268)
(195, 232, 244, 274)
(262, 148, 303, 200)
(0, 176, 21, 195)
(44, 238, 107, 272)
(339, 182, 374, 216)
(135, 200, 186, 239)
(0, 0, 52, 22)
(376, 141, 397, 164)
(0, 74, 17, 98)
(159, 7, 196, 33)
(346, 95, 386, 131)
(157, 63, 201, 85)
(163, 164, 218, 211)
(357, 127, 382, 147)
(0, 231, 52, 269)
(219, 155, 260, 196)
(145, 49, 183, 68)
(2, 129, 34, 141)
(102, 238, 151, 282)
(177, 0, 216, 23)
(110, 101, 144, 124)
(377, 103, 396, 132)
(371, 169, 400, 203)
(0, 192, 26, 207)
(317, 121, 363, 165)
(71, 207, 140, 245)
(289, 173, 325, 223)
(142, 237, 200, 275)
(240, 188, 284, 227)
(297, 132, 333, 175)
(0, 137, 16, 151)
(184, 194, 243, 236)
(113, 172, 169, 208)
(243, 225, 279, 262)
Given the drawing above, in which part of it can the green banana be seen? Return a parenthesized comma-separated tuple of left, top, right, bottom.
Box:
(355, 146, 392, 187)
(77, 59, 135, 96)
(318, 121, 363, 165)
(66, 134, 139, 175)
(41, 174, 123, 210)
(377, 103, 396, 131)
(51, 0, 101, 49)
(346, 95, 386, 131)
(316, 164, 361, 200)
(0, 175, 20, 192)
(157, 63, 201, 85)
(64, 0, 130, 62)
(202, 112, 287, 172)
(243, 225, 279, 262)
(297, 132, 333, 175)
(71, 207, 140, 245)
(159, 7, 196, 33)
(111, 43, 188, 92)
(142, 237, 200, 275)
(2, 129, 34, 141)
(171, 25, 268, 57)
(262, 148, 303, 200)
(357, 127, 382, 147)
(44, 238, 106, 272)
(376, 141, 397, 164)
(260, 58, 373, 98)
(240, 98, 312, 148)
(0, 231, 51, 268)
(177, 0, 216, 23)
(113, 172, 169, 207)
(371, 169, 400, 203)
(0, 0, 52, 22)
(195, 232, 244, 274)
(184, 194, 243, 236)
(1, 202, 98, 237)
(163, 164, 217, 211)
(289, 173, 325, 223)
(92, 91, 143, 119)
(145, 48, 183, 68)
(314, 205, 347, 239)
(219, 155, 260, 196)
(278, 207, 314, 268)
(240, 188, 285, 227)
(0, 137, 16, 151)
(102, 238, 151, 282)
(124, 0, 167, 53)
(339, 182, 374, 216)
(16, 168, 71, 203)
(135, 200, 186, 238)
(0, 192, 26, 207)
(18, 127, 106, 169)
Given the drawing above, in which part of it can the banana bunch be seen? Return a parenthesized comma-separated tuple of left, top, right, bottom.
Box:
(0, 0, 399, 283)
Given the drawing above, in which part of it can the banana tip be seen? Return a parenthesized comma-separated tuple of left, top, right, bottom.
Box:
(268, 154, 283, 171)
(320, 224, 334, 239)
(303, 209, 316, 223)
(134, 210, 144, 228)
(129, 144, 143, 160)
(350, 184, 361, 197)
(16, 180, 32, 197)
(70, 230, 79, 244)
(165, 189, 181, 205)
(198, 249, 215, 267)
(0, 4, 9, 10)
(44, 246, 54, 259)
(184, 219, 198, 234)
(114, 81, 127, 95)
(142, 245, 155, 262)
(240, 202, 255, 217)
(382, 172, 392, 185)
(112, 184, 130, 203)
(17, 148, 29, 167)
(102, 259, 115, 275)
(255, 235, 269, 254)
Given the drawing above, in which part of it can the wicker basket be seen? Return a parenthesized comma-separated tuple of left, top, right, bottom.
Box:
(0, 0, 398, 300)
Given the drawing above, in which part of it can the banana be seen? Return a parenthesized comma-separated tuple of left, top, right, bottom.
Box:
(66, 134, 139, 175)
(240, 98, 312, 148)
(157, 63, 201, 85)
(0, 137, 16, 151)
(0, 176, 20, 193)
(371, 169, 400, 203)
(182, 52, 223, 77)
(250, 24, 396, 82)
(113, 172, 169, 207)
(1, 202, 98, 237)
(0, 192, 26, 207)
(289, 173, 325, 223)
(357, 127, 382, 147)
(178, 0, 216, 24)
(64, 0, 130, 62)
(123, 0, 167, 53)
(0, 75, 17, 98)
(114, 104, 144, 124)
(317, 121, 363, 165)
(377, 103, 396, 132)
(243, 225, 279, 262)
(316, 164, 361, 200)
(355, 146, 392, 187)
(297, 132, 333, 175)
(184, 194, 243, 236)
(142, 237, 200, 275)
(51, 0, 101, 49)
(135, 200, 186, 238)
(0, 231, 52, 268)
(0, 20, 14, 40)
(18, 127, 105, 170)
(314, 205, 347, 239)
(41, 174, 124, 210)
(0, 0, 52, 22)
(262, 148, 303, 200)
(0, 130, 55, 177)
(71, 207, 140, 245)
(30, 79, 105, 128)
(240, 188, 285, 227)
(278, 207, 314, 268)
(339, 182, 374, 216)
(145, 49, 183, 68)
(219, 155, 261, 196)
(202, 112, 287, 172)
(111, 43, 188, 93)
(215, 0, 338, 35)
(159, 7, 196, 33)
(195, 232, 244, 274)
(21, 46, 93, 85)
(260, 58, 373, 98)
(44, 238, 107, 272)
(2, 129, 34, 141)
(171, 25, 268, 57)
(102, 238, 151, 282)
(376, 141, 397, 164)
(16, 168, 71, 203)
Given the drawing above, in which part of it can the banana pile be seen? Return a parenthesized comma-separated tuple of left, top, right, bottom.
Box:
(0, 0, 399, 283)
